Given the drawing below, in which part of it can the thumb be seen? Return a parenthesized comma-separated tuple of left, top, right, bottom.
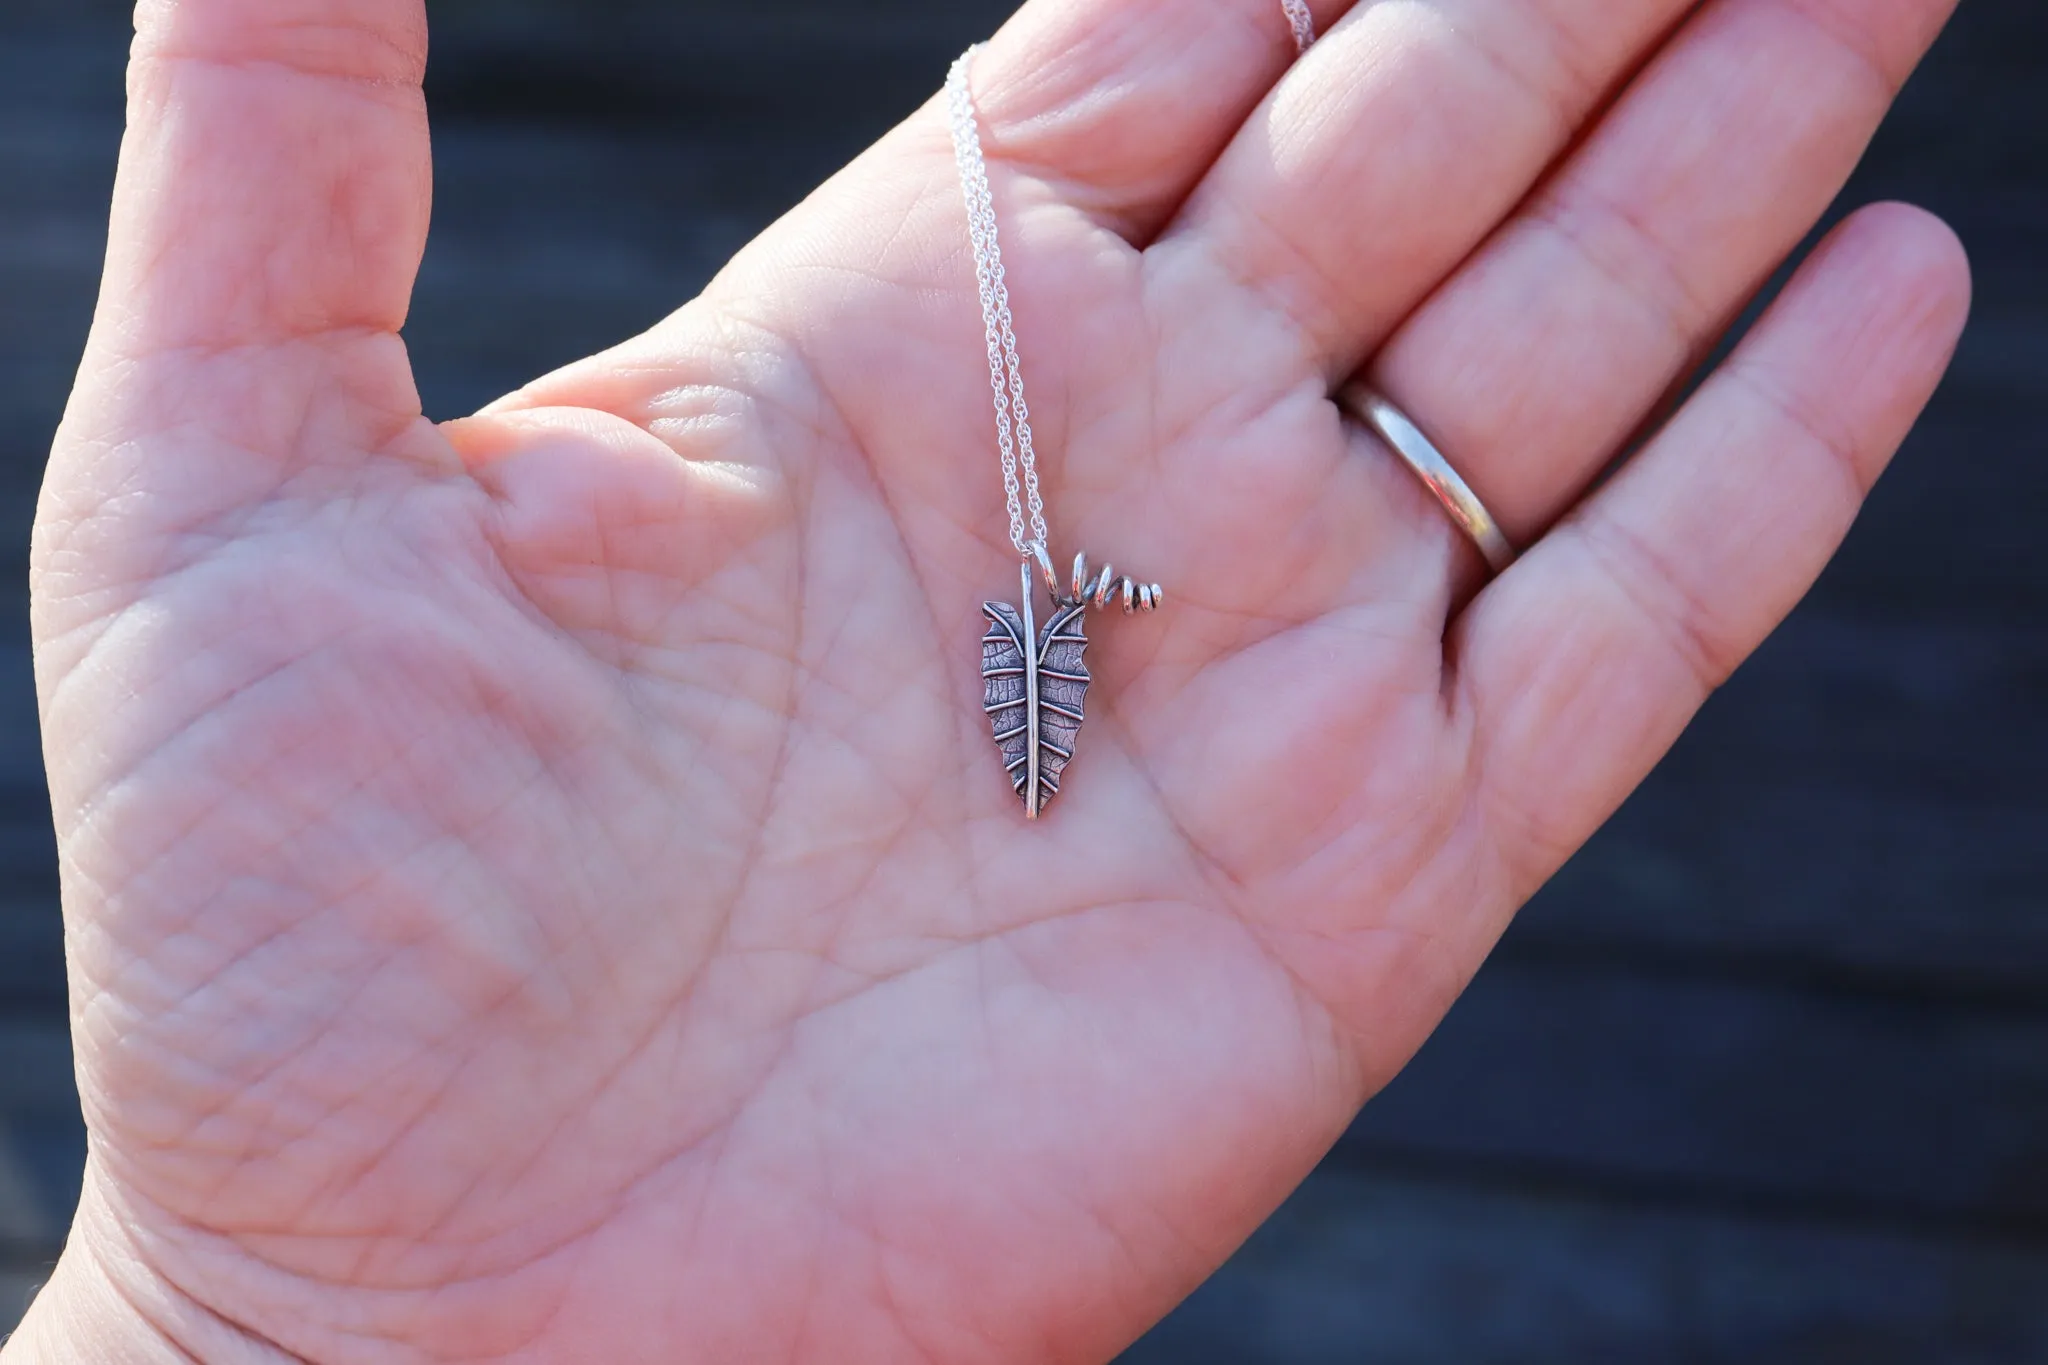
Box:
(41, 0, 442, 630)
(56, 0, 436, 496)
(103, 0, 432, 356)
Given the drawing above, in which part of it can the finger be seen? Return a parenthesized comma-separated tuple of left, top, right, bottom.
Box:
(963, 0, 1360, 242)
(99, 0, 432, 357)
(1369, 0, 1960, 545)
(490, 0, 1368, 469)
(1458, 205, 1969, 901)
(50, 0, 440, 551)
(1170, 0, 1696, 371)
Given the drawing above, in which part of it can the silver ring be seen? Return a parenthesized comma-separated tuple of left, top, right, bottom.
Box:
(1336, 381, 1517, 574)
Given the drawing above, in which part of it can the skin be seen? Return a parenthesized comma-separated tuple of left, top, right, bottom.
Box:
(4, 0, 1970, 1360)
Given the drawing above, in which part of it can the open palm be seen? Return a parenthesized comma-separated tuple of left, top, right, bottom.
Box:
(19, 0, 1966, 1360)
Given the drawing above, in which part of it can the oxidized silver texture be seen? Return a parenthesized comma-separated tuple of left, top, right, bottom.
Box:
(983, 555, 1162, 817)
(984, 562, 1091, 819)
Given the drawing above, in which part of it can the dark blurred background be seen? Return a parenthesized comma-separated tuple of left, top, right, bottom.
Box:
(2, 1, 2044, 1360)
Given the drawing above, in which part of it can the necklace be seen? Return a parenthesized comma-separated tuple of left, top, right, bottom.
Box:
(945, 50, 1158, 820)
(946, 8, 1315, 818)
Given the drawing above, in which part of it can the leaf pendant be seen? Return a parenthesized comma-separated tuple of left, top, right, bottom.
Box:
(982, 562, 1091, 819)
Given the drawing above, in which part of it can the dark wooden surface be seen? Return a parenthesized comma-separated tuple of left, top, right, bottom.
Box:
(2, 2, 2044, 1358)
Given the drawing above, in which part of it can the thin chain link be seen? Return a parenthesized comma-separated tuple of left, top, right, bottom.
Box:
(947, 48, 1047, 560)
(946, 6, 1316, 562)
(1281, 0, 1317, 53)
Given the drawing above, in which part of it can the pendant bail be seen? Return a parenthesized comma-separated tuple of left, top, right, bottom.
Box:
(1028, 541, 1063, 604)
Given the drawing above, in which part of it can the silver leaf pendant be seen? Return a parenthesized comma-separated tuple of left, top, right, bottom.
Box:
(982, 562, 1091, 819)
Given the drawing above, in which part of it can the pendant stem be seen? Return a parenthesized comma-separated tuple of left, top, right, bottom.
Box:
(1019, 560, 1042, 819)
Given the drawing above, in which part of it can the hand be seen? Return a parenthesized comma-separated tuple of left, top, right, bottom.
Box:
(12, 0, 1967, 1360)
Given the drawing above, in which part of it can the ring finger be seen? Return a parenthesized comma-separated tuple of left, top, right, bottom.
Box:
(1359, 0, 1960, 548)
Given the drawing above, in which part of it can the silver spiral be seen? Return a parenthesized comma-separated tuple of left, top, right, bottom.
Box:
(1070, 552, 1163, 616)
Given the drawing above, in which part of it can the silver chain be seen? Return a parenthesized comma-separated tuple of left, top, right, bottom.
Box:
(1282, 0, 1318, 53)
(946, 47, 1048, 561)
(946, 5, 1316, 563)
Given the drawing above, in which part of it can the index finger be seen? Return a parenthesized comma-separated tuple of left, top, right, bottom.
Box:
(963, 0, 1359, 244)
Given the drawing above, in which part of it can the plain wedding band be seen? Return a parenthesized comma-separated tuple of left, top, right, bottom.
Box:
(1335, 381, 1519, 575)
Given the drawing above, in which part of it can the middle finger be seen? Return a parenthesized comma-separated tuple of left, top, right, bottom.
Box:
(1164, 0, 1699, 373)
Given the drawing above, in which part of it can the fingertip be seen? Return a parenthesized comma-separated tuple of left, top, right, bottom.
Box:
(1723, 201, 1972, 493)
(131, 0, 430, 87)
(1823, 201, 1974, 346)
